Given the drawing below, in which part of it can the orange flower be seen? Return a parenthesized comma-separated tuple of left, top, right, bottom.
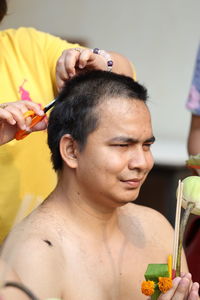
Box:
(158, 277, 173, 293)
(141, 280, 155, 296)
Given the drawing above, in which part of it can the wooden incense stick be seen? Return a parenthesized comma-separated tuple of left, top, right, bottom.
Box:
(172, 180, 183, 272)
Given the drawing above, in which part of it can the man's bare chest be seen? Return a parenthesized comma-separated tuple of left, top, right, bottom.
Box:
(61, 238, 161, 300)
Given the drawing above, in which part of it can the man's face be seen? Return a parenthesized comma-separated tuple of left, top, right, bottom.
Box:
(75, 97, 155, 209)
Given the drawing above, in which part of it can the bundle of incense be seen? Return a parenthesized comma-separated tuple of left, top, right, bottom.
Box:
(142, 176, 200, 299)
(141, 181, 182, 299)
(141, 182, 183, 300)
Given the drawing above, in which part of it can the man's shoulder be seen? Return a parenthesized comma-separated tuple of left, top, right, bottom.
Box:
(2, 207, 62, 258)
(1, 27, 42, 43)
(120, 203, 173, 235)
(1, 208, 65, 298)
(121, 202, 165, 217)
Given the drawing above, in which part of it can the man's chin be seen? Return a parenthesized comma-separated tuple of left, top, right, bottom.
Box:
(114, 191, 140, 206)
(102, 188, 141, 208)
(123, 190, 140, 203)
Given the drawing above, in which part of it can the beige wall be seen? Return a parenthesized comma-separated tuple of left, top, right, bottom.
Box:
(1, 0, 200, 164)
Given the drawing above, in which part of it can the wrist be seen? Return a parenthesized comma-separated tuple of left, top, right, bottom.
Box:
(92, 48, 113, 72)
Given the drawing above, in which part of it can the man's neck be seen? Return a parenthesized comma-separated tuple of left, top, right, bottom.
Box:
(49, 173, 120, 240)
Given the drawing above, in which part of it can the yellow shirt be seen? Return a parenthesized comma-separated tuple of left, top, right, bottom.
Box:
(0, 27, 80, 243)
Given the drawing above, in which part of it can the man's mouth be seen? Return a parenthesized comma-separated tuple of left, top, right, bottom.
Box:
(120, 178, 142, 188)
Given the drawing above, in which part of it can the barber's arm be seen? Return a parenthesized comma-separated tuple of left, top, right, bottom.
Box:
(56, 48, 135, 91)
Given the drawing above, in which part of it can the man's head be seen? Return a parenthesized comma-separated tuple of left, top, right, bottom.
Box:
(48, 70, 155, 206)
(0, 0, 7, 23)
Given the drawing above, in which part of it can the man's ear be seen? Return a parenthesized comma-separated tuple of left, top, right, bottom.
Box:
(59, 134, 78, 168)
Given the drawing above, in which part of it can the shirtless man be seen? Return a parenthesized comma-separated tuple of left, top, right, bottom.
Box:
(1, 70, 199, 300)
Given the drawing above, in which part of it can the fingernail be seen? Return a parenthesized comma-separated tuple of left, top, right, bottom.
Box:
(11, 120, 16, 125)
(183, 273, 191, 279)
(69, 73, 74, 78)
(79, 64, 84, 69)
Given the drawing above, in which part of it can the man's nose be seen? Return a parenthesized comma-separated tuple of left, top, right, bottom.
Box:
(128, 148, 152, 171)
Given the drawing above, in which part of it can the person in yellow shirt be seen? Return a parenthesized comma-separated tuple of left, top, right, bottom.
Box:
(0, 0, 134, 243)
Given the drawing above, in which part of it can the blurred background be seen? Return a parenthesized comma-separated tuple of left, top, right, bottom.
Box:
(1, 0, 200, 225)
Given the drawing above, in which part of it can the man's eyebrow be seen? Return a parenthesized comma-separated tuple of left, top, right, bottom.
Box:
(108, 136, 156, 143)
(145, 136, 156, 143)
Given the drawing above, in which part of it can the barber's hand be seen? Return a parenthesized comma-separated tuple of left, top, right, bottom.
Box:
(158, 273, 199, 300)
(0, 101, 46, 145)
(56, 48, 109, 91)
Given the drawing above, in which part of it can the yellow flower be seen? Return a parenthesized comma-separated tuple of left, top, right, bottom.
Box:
(158, 277, 172, 293)
(141, 280, 155, 296)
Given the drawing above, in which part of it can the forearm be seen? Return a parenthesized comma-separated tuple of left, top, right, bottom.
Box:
(187, 115, 200, 155)
(108, 51, 135, 79)
(188, 129, 200, 155)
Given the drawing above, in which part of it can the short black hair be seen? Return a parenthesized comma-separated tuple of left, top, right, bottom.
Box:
(0, 0, 7, 23)
(48, 70, 148, 171)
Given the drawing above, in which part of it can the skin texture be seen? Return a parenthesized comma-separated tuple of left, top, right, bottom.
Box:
(1, 98, 198, 300)
(187, 114, 200, 155)
(0, 260, 30, 300)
